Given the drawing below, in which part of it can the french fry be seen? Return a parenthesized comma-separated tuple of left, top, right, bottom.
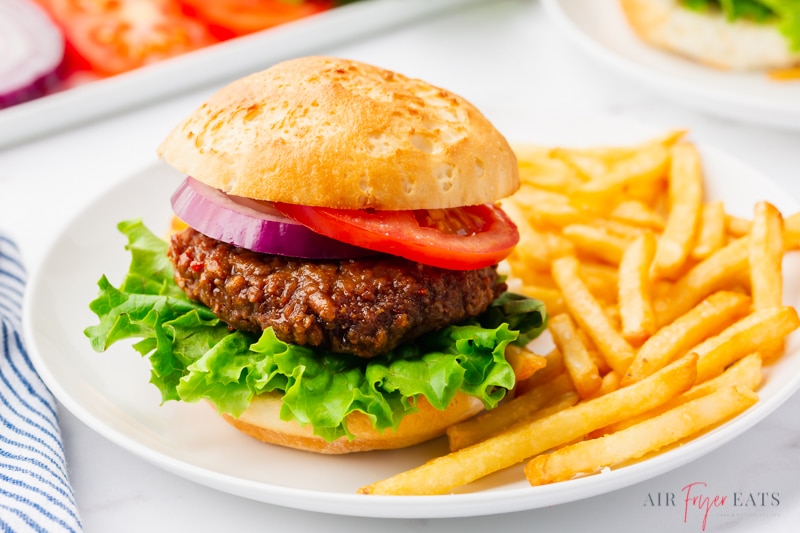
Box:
(594, 218, 650, 239)
(526, 392, 582, 420)
(585, 370, 622, 400)
(651, 143, 703, 280)
(446, 373, 577, 451)
(601, 353, 762, 435)
(505, 198, 576, 273)
(510, 186, 574, 225)
(548, 130, 685, 167)
(643, 129, 688, 152)
(358, 356, 697, 495)
(579, 262, 619, 304)
(525, 385, 758, 486)
(603, 303, 621, 332)
(552, 256, 636, 374)
(725, 208, 799, 249)
(654, 237, 750, 327)
(562, 224, 632, 265)
(618, 232, 657, 345)
(549, 314, 602, 399)
(571, 143, 669, 209)
(515, 147, 586, 191)
(749, 201, 784, 311)
(516, 348, 566, 395)
(578, 327, 612, 376)
(783, 212, 800, 249)
(624, 169, 667, 209)
(528, 201, 590, 229)
(552, 148, 613, 181)
(519, 284, 566, 316)
(726, 208, 800, 247)
(610, 199, 666, 231)
(683, 352, 763, 401)
(691, 201, 726, 260)
(749, 202, 786, 360)
(623, 291, 751, 385)
(726, 213, 752, 238)
(550, 134, 684, 182)
(513, 183, 572, 204)
(509, 266, 558, 288)
(508, 233, 573, 274)
(505, 345, 548, 382)
(694, 306, 800, 382)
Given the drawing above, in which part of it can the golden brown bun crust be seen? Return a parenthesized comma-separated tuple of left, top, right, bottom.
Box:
(158, 56, 519, 210)
(220, 391, 485, 454)
(620, 0, 800, 71)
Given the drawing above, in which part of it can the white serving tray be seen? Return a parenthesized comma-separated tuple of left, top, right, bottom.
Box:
(0, 0, 483, 149)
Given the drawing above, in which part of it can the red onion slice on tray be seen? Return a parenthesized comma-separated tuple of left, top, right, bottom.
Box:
(0, 0, 65, 109)
(171, 176, 374, 259)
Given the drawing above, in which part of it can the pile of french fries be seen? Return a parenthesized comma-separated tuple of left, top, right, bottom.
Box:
(358, 131, 800, 495)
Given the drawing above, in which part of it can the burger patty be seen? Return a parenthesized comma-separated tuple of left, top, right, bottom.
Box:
(169, 228, 506, 358)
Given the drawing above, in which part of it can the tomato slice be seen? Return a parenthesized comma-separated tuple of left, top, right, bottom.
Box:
(43, 0, 217, 76)
(179, 0, 333, 39)
(273, 203, 520, 270)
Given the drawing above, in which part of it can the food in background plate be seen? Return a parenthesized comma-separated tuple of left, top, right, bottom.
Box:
(84, 56, 547, 454)
(619, 0, 800, 74)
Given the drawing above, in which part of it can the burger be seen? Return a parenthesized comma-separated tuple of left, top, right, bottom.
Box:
(620, 0, 800, 72)
(85, 56, 546, 454)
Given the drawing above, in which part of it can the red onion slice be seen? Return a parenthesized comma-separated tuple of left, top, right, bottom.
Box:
(0, 0, 65, 109)
(170, 177, 373, 259)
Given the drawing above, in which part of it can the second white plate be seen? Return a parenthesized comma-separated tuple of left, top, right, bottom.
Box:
(543, 0, 800, 131)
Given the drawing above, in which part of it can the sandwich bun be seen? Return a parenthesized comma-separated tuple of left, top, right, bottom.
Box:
(158, 55, 518, 210)
(221, 391, 485, 454)
(620, 0, 800, 71)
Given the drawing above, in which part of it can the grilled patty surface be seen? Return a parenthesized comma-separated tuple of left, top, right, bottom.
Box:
(169, 228, 505, 358)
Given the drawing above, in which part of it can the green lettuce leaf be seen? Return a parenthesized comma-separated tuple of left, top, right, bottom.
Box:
(680, 0, 800, 51)
(85, 219, 548, 441)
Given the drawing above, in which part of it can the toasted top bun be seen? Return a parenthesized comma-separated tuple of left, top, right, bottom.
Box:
(220, 391, 484, 454)
(620, 0, 800, 71)
(158, 56, 519, 210)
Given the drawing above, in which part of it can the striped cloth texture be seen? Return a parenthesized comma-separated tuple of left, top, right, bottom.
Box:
(0, 234, 82, 532)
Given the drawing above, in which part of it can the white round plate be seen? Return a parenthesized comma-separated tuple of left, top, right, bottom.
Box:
(542, 0, 800, 131)
(24, 113, 800, 518)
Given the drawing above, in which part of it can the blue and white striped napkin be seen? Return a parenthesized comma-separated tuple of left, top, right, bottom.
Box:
(0, 234, 82, 532)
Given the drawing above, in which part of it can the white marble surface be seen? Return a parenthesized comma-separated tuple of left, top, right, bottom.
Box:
(2, 0, 799, 531)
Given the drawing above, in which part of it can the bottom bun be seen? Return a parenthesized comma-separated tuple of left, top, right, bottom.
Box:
(620, 0, 800, 71)
(221, 391, 485, 454)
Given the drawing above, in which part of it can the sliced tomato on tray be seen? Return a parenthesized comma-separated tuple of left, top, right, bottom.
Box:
(179, 0, 334, 39)
(274, 203, 520, 270)
(42, 0, 217, 76)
